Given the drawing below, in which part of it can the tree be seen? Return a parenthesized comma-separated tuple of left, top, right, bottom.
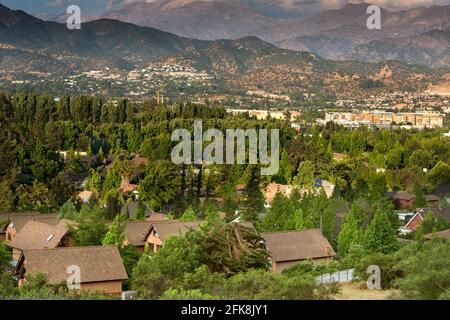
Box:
(395, 239, 450, 300)
(262, 192, 295, 231)
(139, 160, 181, 211)
(102, 213, 127, 246)
(421, 211, 450, 234)
(363, 210, 399, 254)
(428, 161, 450, 186)
(119, 244, 140, 277)
(337, 212, 364, 256)
(0, 180, 14, 212)
(103, 161, 121, 193)
(69, 206, 108, 246)
(240, 167, 265, 223)
(197, 222, 269, 275)
(58, 200, 79, 220)
(180, 207, 197, 222)
(49, 173, 74, 207)
(413, 184, 427, 208)
(293, 160, 315, 188)
(86, 169, 102, 192)
(354, 253, 402, 290)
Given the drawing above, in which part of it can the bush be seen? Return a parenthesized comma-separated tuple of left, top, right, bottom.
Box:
(354, 253, 403, 289)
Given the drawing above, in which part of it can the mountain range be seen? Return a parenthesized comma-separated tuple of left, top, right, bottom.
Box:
(30, 1, 450, 68)
(0, 3, 447, 98)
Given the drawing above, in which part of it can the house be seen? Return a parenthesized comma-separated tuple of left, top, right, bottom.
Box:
(143, 220, 202, 253)
(401, 208, 450, 233)
(315, 179, 335, 198)
(424, 229, 450, 240)
(4, 213, 59, 243)
(9, 220, 73, 261)
(14, 246, 128, 295)
(78, 191, 94, 204)
(123, 221, 152, 253)
(262, 229, 336, 273)
(264, 183, 295, 205)
(425, 194, 441, 207)
(119, 176, 138, 194)
(390, 191, 415, 209)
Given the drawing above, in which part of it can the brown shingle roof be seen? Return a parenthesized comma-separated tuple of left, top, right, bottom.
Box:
(20, 246, 128, 284)
(149, 220, 202, 242)
(146, 213, 168, 222)
(125, 221, 152, 246)
(393, 191, 414, 201)
(10, 221, 68, 251)
(262, 229, 336, 262)
(7, 213, 59, 232)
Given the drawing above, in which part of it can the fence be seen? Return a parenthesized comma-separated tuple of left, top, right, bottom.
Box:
(316, 269, 355, 284)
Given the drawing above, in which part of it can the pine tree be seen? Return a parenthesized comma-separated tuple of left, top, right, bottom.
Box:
(240, 167, 265, 223)
(180, 207, 197, 222)
(102, 214, 127, 246)
(413, 184, 426, 208)
(337, 213, 363, 256)
(363, 210, 399, 254)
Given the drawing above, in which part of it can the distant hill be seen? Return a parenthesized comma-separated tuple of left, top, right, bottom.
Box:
(0, 4, 446, 98)
(97, 2, 450, 67)
(100, 0, 276, 41)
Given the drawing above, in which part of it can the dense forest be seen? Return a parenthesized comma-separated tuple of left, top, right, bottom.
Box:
(0, 92, 449, 300)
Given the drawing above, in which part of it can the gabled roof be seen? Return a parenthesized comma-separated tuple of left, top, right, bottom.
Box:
(393, 191, 415, 201)
(416, 207, 450, 221)
(3, 213, 59, 233)
(147, 220, 202, 242)
(124, 221, 152, 246)
(17, 246, 128, 284)
(10, 221, 68, 251)
(262, 229, 336, 262)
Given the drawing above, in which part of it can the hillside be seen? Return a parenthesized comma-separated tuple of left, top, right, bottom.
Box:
(0, 4, 446, 98)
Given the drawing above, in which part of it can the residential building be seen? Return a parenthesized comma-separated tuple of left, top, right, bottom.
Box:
(3, 213, 59, 243)
(9, 220, 73, 261)
(143, 220, 202, 253)
(401, 208, 450, 233)
(262, 229, 336, 273)
(123, 221, 152, 254)
(14, 246, 128, 295)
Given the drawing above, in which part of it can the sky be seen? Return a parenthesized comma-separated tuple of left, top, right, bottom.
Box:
(1, 0, 449, 17)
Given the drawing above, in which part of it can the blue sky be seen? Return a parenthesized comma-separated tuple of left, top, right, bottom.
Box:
(0, 0, 115, 15)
